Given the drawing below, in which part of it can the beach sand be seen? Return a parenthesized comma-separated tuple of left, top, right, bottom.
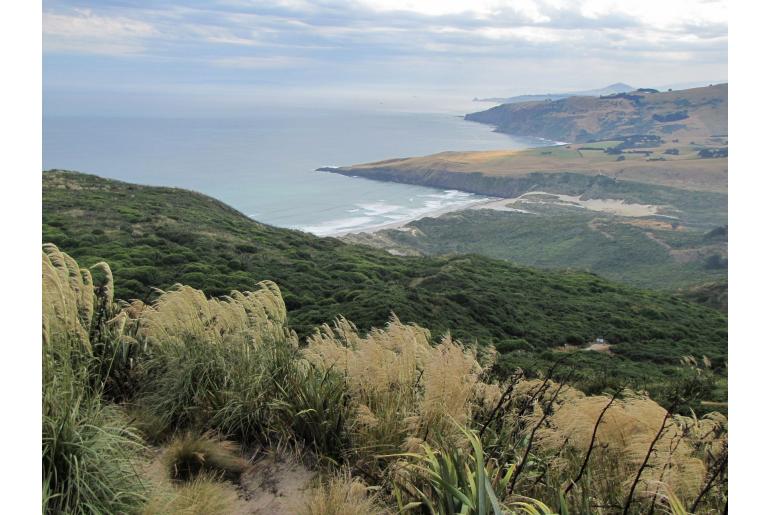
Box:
(339, 190, 669, 236)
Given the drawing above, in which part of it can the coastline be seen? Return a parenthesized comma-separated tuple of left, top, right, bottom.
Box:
(333, 188, 674, 237)
(335, 195, 510, 236)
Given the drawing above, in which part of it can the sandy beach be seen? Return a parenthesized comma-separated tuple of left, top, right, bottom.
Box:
(343, 196, 504, 234)
(339, 190, 669, 236)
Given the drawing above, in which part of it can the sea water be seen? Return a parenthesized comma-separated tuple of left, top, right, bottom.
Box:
(43, 108, 543, 236)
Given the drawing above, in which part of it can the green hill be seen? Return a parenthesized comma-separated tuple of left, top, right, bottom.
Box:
(343, 203, 727, 291)
(465, 83, 728, 143)
(43, 171, 727, 398)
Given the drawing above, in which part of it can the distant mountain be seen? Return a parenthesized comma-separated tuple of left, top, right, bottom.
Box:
(473, 82, 635, 104)
(466, 83, 728, 143)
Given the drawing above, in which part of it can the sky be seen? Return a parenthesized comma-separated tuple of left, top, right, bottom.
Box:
(43, 0, 728, 116)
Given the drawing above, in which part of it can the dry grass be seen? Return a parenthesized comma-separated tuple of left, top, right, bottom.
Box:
(42, 243, 96, 353)
(42, 245, 148, 514)
(294, 470, 391, 515)
(134, 281, 289, 349)
(132, 280, 299, 440)
(346, 148, 728, 193)
(537, 392, 713, 507)
(163, 432, 248, 482)
(142, 474, 239, 515)
(303, 316, 485, 463)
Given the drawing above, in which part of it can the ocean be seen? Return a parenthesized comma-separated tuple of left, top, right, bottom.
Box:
(43, 109, 543, 236)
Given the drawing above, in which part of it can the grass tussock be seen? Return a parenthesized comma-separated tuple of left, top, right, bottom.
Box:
(42, 387, 148, 514)
(295, 470, 392, 515)
(537, 393, 709, 507)
(134, 281, 298, 440)
(163, 432, 248, 482)
(42, 244, 147, 514)
(134, 282, 288, 348)
(141, 474, 238, 515)
(303, 317, 485, 467)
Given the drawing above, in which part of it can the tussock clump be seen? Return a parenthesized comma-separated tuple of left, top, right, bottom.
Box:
(295, 470, 391, 515)
(42, 243, 95, 353)
(142, 474, 238, 515)
(304, 316, 431, 395)
(163, 432, 247, 482)
(416, 334, 484, 437)
(134, 282, 298, 439)
(135, 281, 289, 348)
(539, 394, 707, 504)
(303, 316, 485, 462)
(42, 386, 148, 514)
(42, 245, 148, 515)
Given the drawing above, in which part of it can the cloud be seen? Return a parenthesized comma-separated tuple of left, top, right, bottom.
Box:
(42, 0, 727, 113)
(43, 8, 157, 55)
(212, 55, 314, 68)
(43, 0, 727, 59)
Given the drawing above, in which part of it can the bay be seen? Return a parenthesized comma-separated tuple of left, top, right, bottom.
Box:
(43, 109, 544, 235)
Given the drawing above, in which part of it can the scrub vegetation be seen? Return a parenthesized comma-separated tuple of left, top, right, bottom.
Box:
(43, 171, 727, 404)
(42, 245, 727, 514)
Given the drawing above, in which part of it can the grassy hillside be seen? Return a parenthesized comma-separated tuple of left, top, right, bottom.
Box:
(465, 83, 728, 143)
(43, 171, 727, 398)
(325, 137, 728, 196)
(343, 203, 727, 291)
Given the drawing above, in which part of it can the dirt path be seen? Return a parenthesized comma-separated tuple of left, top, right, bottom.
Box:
(643, 231, 673, 252)
(232, 454, 315, 514)
(587, 218, 614, 240)
(145, 446, 316, 514)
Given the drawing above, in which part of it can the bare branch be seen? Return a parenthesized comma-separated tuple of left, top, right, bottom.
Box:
(564, 388, 622, 495)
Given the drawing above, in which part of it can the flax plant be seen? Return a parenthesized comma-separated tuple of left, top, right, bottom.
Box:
(388, 424, 556, 515)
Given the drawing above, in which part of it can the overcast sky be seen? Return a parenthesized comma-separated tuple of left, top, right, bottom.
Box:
(43, 0, 728, 115)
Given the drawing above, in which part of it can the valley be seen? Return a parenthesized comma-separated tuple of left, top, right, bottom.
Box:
(43, 170, 727, 403)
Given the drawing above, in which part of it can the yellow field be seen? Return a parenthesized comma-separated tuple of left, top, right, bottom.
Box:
(349, 141, 728, 193)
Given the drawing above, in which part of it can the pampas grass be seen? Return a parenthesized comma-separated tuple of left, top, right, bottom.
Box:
(537, 393, 707, 507)
(134, 281, 297, 440)
(42, 245, 147, 514)
(295, 470, 391, 515)
(303, 316, 485, 469)
(135, 282, 288, 349)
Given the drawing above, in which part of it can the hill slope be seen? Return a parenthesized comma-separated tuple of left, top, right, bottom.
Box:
(43, 171, 727, 395)
(465, 84, 727, 143)
(343, 204, 728, 291)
